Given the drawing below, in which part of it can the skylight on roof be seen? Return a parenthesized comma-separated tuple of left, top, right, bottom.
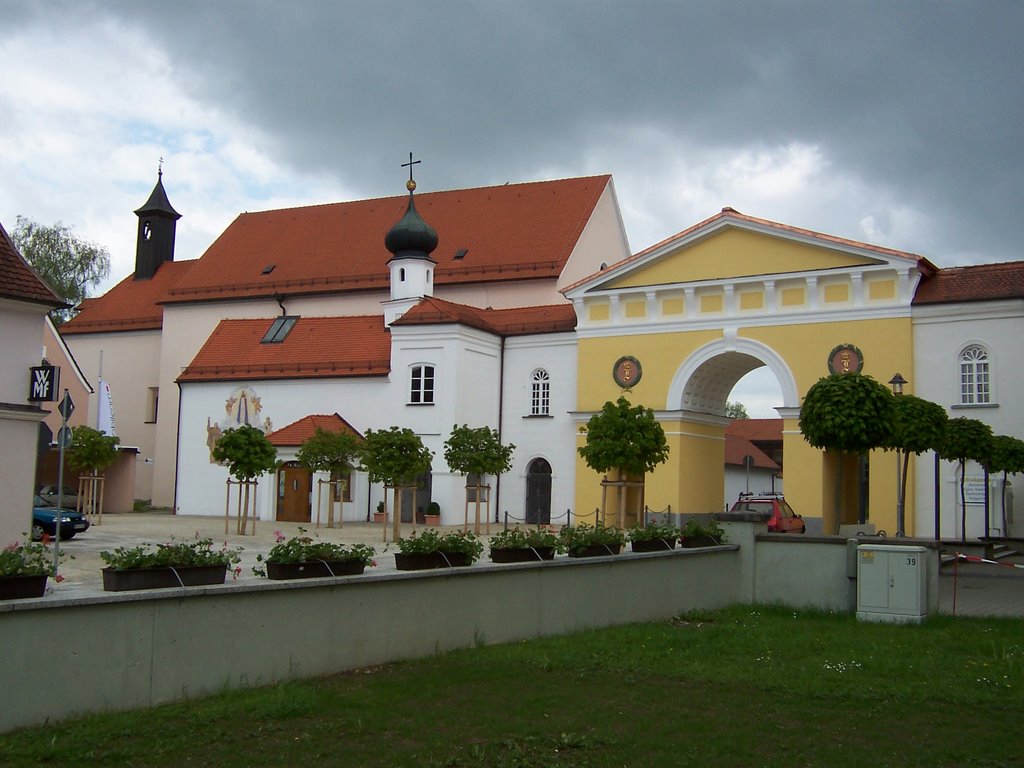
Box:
(261, 316, 298, 343)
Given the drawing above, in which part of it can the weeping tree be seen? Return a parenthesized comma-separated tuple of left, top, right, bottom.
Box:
(212, 425, 278, 535)
(296, 427, 363, 526)
(578, 397, 669, 528)
(359, 426, 433, 542)
(937, 417, 993, 543)
(443, 424, 515, 532)
(984, 434, 1024, 538)
(799, 373, 894, 530)
(885, 395, 947, 535)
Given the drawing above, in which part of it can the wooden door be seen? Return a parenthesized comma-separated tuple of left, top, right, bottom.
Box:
(526, 458, 552, 525)
(277, 463, 311, 522)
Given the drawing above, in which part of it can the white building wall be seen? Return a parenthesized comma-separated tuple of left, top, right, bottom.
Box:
(912, 299, 1024, 539)
(0, 300, 50, 547)
(61, 330, 161, 501)
(499, 333, 579, 526)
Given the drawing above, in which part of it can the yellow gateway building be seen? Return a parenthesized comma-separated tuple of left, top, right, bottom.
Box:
(564, 207, 929, 536)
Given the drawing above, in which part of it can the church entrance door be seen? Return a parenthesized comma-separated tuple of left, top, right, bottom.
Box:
(525, 458, 552, 525)
(277, 462, 311, 522)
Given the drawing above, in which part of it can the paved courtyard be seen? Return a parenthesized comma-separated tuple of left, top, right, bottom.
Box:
(21, 512, 1024, 617)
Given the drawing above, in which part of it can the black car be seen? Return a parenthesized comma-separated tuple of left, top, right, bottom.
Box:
(31, 494, 90, 540)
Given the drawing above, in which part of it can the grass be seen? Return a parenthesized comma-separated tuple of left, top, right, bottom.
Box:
(2, 605, 1022, 767)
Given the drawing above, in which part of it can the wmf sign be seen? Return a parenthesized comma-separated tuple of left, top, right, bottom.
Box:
(28, 365, 60, 403)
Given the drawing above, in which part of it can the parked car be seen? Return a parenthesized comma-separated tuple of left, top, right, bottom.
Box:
(31, 495, 90, 541)
(36, 484, 79, 509)
(730, 493, 805, 533)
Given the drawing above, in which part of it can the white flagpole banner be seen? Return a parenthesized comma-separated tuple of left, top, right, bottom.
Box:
(97, 379, 117, 437)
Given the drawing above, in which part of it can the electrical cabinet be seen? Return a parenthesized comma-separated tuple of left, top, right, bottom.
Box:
(856, 544, 928, 624)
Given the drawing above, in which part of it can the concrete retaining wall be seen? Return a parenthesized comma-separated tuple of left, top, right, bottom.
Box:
(0, 529, 942, 733)
(1, 547, 740, 733)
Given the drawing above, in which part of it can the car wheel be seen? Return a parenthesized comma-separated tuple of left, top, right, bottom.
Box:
(799, 525, 806, 534)
(31, 524, 44, 542)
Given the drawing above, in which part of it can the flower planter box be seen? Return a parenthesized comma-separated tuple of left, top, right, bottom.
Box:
(101, 564, 228, 592)
(631, 537, 677, 553)
(423, 514, 441, 526)
(490, 546, 556, 563)
(567, 544, 622, 558)
(394, 552, 471, 571)
(0, 574, 48, 600)
(266, 560, 365, 580)
(681, 536, 720, 548)
(373, 512, 387, 524)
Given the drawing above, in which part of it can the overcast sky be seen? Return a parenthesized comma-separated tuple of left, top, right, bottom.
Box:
(3, 1, 1021, 415)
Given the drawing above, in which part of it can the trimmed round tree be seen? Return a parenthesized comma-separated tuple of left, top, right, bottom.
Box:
(67, 425, 121, 520)
(212, 424, 278, 535)
(359, 426, 433, 542)
(799, 373, 894, 529)
(984, 434, 1024, 538)
(578, 397, 669, 527)
(296, 427, 362, 525)
(443, 424, 515, 532)
(937, 417, 993, 543)
(886, 394, 947, 535)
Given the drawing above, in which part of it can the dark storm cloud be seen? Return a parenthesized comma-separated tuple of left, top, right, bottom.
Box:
(10, 0, 1024, 263)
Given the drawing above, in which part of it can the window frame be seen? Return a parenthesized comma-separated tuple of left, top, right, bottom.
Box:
(409, 363, 436, 405)
(958, 343, 993, 406)
(529, 368, 551, 417)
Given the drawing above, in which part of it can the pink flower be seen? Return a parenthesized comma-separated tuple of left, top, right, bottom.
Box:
(55, 574, 65, 583)
(274, 530, 286, 543)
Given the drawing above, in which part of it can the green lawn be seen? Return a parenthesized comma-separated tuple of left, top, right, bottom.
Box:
(2, 606, 1021, 767)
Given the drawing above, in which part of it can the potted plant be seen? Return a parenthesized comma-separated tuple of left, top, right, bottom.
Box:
(423, 501, 441, 526)
(394, 529, 483, 570)
(374, 500, 387, 524)
(559, 522, 626, 558)
(254, 528, 376, 579)
(488, 527, 562, 563)
(680, 517, 726, 548)
(0, 537, 60, 599)
(627, 520, 680, 552)
(100, 537, 243, 591)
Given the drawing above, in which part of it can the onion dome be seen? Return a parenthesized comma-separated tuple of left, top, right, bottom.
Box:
(384, 177, 438, 260)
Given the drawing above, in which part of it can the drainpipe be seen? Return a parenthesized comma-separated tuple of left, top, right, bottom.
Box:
(495, 334, 505, 523)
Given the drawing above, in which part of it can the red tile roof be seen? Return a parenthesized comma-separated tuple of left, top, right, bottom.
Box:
(725, 418, 783, 441)
(0, 220, 64, 307)
(177, 315, 391, 383)
(163, 176, 610, 303)
(913, 260, 1024, 305)
(564, 206, 933, 294)
(61, 260, 195, 335)
(265, 413, 363, 447)
(724, 434, 780, 470)
(392, 296, 577, 336)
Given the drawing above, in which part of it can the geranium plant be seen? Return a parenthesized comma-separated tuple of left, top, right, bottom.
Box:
(101, 537, 243, 574)
(396, 529, 484, 563)
(681, 517, 726, 544)
(627, 520, 680, 543)
(558, 522, 626, 555)
(0, 537, 57, 577)
(253, 529, 376, 577)
(489, 527, 562, 552)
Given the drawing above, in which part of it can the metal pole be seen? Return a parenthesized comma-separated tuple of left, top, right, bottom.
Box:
(53, 388, 69, 576)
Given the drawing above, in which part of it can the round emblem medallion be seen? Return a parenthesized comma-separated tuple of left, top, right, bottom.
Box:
(612, 356, 642, 388)
(827, 344, 864, 375)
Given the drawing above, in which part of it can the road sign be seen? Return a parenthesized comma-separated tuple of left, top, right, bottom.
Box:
(57, 426, 73, 448)
(58, 393, 75, 421)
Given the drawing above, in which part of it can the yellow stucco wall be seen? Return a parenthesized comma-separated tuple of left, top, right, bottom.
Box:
(573, 223, 918, 535)
(607, 228, 877, 288)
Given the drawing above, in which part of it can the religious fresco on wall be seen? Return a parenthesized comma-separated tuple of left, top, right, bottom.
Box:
(205, 386, 274, 463)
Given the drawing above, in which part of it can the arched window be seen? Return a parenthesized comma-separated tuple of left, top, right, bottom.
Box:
(959, 345, 990, 404)
(410, 364, 435, 404)
(530, 368, 550, 416)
